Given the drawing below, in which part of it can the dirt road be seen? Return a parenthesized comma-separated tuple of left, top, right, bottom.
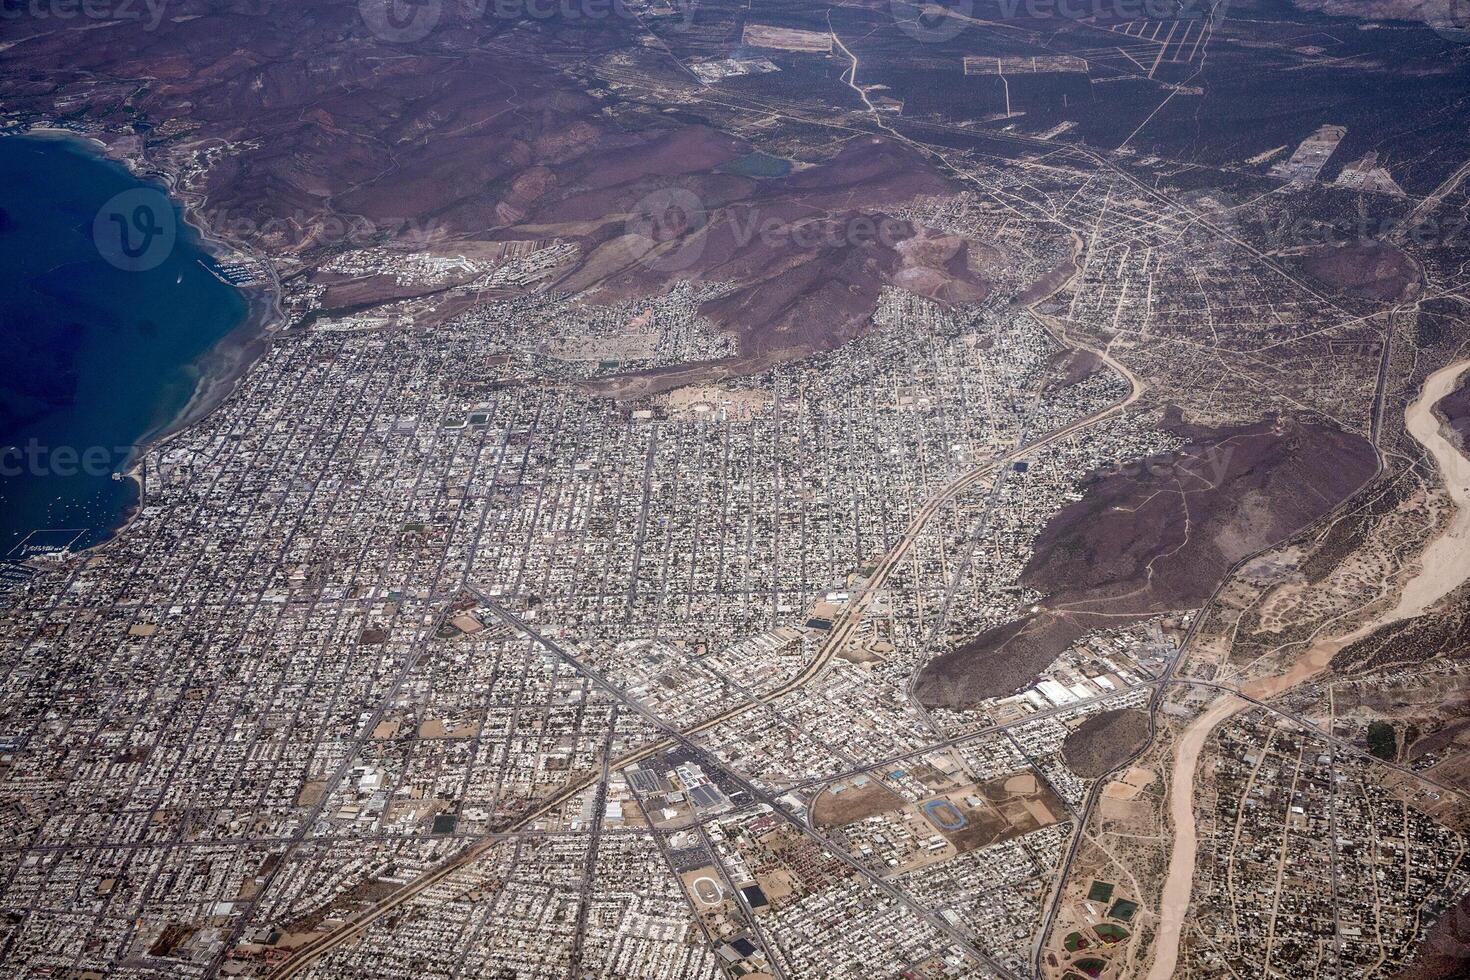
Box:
(1147, 358, 1470, 980)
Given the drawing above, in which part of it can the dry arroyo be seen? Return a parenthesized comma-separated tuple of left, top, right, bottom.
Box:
(1147, 358, 1470, 980)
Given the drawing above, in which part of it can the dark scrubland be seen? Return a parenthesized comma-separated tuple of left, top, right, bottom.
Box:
(1059, 709, 1152, 778)
(1, 0, 996, 395)
(1437, 372, 1470, 453)
(916, 416, 1378, 708)
(1297, 241, 1420, 303)
(568, 138, 993, 393)
(1332, 590, 1470, 674)
(1045, 349, 1102, 390)
(1300, 474, 1412, 585)
(1393, 892, 1470, 980)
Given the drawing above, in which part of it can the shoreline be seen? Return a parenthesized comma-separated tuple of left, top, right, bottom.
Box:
(114, 286, 282, 547)
(6, 127, 286, 561)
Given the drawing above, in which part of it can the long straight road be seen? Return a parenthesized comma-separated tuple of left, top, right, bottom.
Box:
(266, 328, 1143, 980)
(270, 589, 1024, 980)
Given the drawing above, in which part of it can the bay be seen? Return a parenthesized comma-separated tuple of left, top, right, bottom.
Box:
(0, 134, 249, 559)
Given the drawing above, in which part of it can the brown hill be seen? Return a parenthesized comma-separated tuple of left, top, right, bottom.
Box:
(915, 417, 1377, 708)
(3, 2, 991, 391)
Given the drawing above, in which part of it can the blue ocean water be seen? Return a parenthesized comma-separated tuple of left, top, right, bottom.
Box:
(0, 134, 248, 559)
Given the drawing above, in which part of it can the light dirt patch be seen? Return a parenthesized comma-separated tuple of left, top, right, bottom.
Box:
(1103, 767, 1156, 801)
(661, 383, 773, 419)
(1098, 795, 1152, 832)
(836, 643, 886, 663)
(742, 24, 833, 52)
(296, 781, 327, 806)
(811, 777, 906, 828)
(1123, 766, 1156, 787)
(1022, 798, 1057, 825)
(1004, 772, 1039, 795)
(449, 613, 483, 634)
(277, 932, 321, 950)
(755, 868, 797, 902)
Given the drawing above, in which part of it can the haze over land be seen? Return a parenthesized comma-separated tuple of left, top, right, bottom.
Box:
(0, 0, 1469, 978)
